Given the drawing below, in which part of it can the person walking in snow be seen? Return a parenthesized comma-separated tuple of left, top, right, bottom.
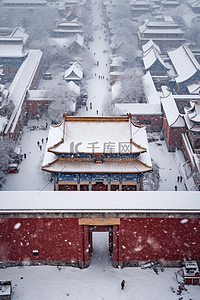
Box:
(121, 280, 125, 290)
(174, 185, 177, 191)
(177, 176, 179, 182)
(180, 176, 183, 182)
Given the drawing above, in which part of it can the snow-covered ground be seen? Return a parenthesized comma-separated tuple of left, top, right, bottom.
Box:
(2, 121, 53, 191)
(1, 233, 200, 300)
(77, 0, 112, 116)
(148, 137, 197, 191)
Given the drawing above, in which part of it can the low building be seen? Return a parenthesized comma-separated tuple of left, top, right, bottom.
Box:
(64, 63, 83, 85)
(42, 114, 152, 191)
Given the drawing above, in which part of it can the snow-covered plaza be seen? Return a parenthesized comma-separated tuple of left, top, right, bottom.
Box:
(1, 232, 200, 300)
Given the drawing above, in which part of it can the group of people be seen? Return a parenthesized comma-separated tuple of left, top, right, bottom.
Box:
(174, 175, 183, 191)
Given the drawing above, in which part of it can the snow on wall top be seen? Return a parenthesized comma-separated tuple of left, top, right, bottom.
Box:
(142, 71, 161, 105)
(161, 86, 185, 127)
(114, 103, 162, 115)
(0, 191, 200, 213)
(168, 44, 200, 84)
(4, 50, 43, 135)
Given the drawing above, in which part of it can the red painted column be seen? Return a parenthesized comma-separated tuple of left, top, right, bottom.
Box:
(83, 225, 89, 264)
(113, 225, 119, 267)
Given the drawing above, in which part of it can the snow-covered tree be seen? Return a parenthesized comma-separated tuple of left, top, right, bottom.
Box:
(81, 6, 93, 39)
(115, 68, 146, 103)
(47, 79, 77, 124)
(111, 0, 132, 20)
(185, 23, 200, 46)
(143, 158, 160, 191)
(0, 137, 15, 188)
(79, 49, 95, 79)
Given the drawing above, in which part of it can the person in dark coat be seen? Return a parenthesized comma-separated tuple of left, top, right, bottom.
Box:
(121, 280, 125, 290)
(174, 185, 177, 191)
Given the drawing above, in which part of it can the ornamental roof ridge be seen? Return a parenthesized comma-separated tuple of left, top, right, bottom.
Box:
(62, 114, 132, 122)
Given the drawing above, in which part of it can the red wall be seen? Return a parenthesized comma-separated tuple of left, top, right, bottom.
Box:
(1, 217, 200, 265)
(0, 218, 83, 262)
(163, 112, 185, 149)
(119, 218, 200, 261)
(133, 114, 162, 127)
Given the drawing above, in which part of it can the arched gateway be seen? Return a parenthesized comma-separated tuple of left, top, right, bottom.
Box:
(0, 191, 200, 269)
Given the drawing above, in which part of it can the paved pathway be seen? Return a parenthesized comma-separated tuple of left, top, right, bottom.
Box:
(78, 0, 112, 116)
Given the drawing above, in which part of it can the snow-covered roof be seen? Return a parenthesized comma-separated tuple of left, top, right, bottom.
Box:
(168, 44, 200, 84)
(184, 100, 200, 131)
(4, 50, 43, 135)
(0, 42, 27, 58)
(114, 103, 162, 115)
(138, 19, 184, 35)
(3, 0, 47, 4)
(112, 81, 121, 100)
(161, 86, 185, 127)
(42, 116, 152, 173)
(47, 116, 148, 155)
(142, 71, 161, 105)
(142, 39, 161, 54)
(110, 35, 123, 50)
(187, 81, 200, 94)
(50, 34, 83, 49)
(64, 64, 83, 80)
(143, 47, 169, 70)
(182, 10, 198, 28)
(67, 81, 80, 95)
(0, 191, 200, 213)
(27, 90, 52, 101)
(0, 115, 7, 133)
(10, 27, 29, 45)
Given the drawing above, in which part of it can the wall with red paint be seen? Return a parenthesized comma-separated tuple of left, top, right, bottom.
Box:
(119, 218, 200, 262)
(1, 217, 200, 267)
(0, 218, 82, 263)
